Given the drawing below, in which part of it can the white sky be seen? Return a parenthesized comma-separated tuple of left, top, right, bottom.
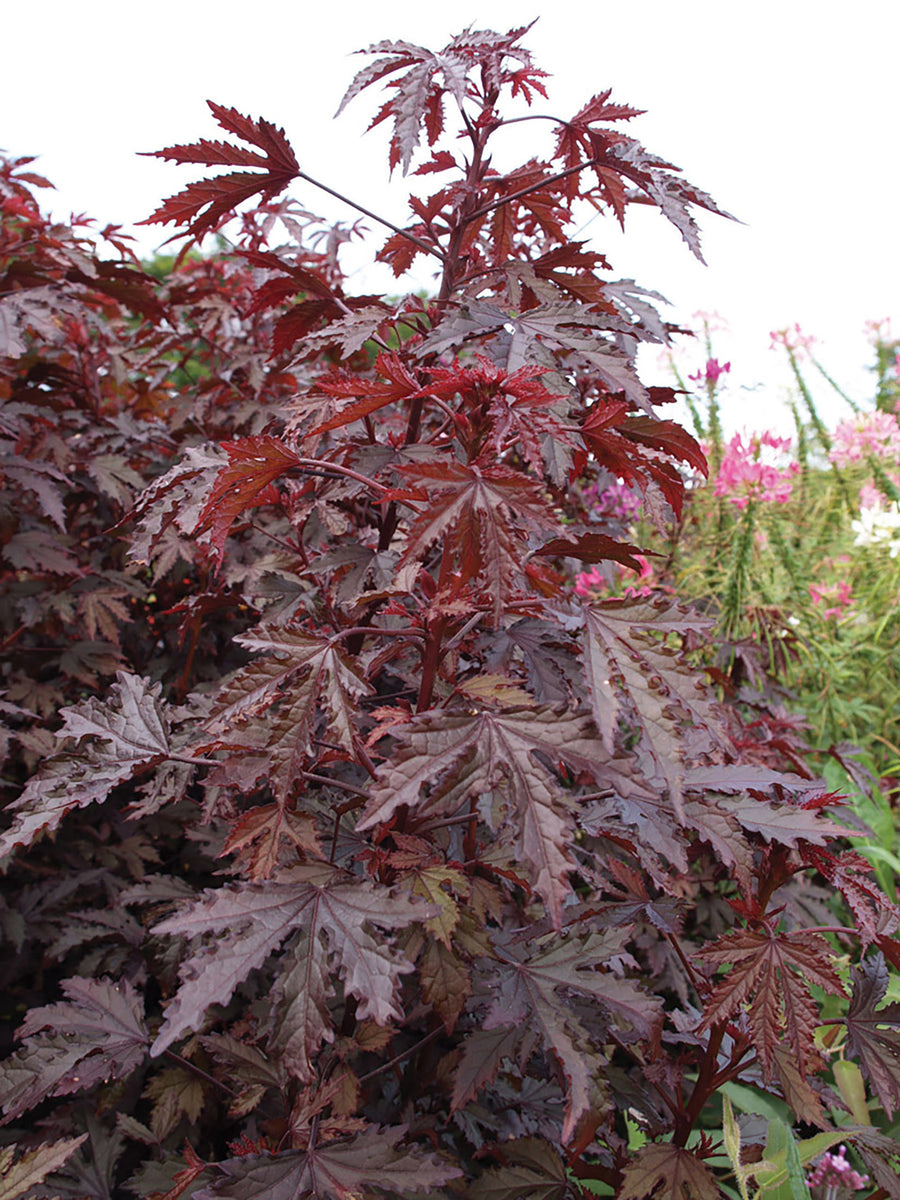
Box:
(5, 1, 899, 436)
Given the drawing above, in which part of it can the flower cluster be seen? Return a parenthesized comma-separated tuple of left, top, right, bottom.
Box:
(859, 475, 900, 509)
(806, 1145, 869, 1192)
(851, 500, 900, 556)
(689, 357, 731, 386)
(575, 555, 658, 600)
(581, 479, 643, 524)
(809, 579, 853, 620)
(829, 410, 900, 466)
(713, 432, 799, 510)
(770, 323, 817, 354)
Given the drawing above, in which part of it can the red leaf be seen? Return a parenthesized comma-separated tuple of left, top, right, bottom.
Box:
(617, 415, 708, 477)
(140, 102, 299, 239)
(697, 927, 843, 1081)
(309, 352, 427, 435)
(536, 531, 644, 571)
(194, 436, 300, 563)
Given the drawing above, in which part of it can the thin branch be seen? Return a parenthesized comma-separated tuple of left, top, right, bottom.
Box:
(294, 457, 391, 495)
(421, 811, 478, 831)
(169, 752, 220, 768)
(356, 1026, 444, 1086)
(493, 113, 572, 131)
(462, 156, 606, 226)
(300, 770, 369, 798)
(329, 625, 426, 643)
(664, 930, 706, 996)
(441, 611, 485, 653)
(294, 457, 423, 512)
(163, 1048, 237, 1098)
(294, 168, 443, 262)
(248, 521, 303, 557)
(0, 622, 28, 653)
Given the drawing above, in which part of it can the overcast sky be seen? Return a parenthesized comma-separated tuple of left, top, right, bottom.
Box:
(5, 1, 898, 435)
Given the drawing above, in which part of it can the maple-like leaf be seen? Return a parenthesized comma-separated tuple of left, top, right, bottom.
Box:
(223, 804, 323, 880)
(194, 436, 301, 563)
(714, 791, 845, 848)
(338, 29, 535, 175)
(697, 927, 844, 1081)
(845, 953, 900, 1118)
(483, 618, 580, 705)
(582, 599, 725, 818)
(417, 299, 651, 409)
(141, 102, 300, 239)
(802, 844, 899, 945)
(616, 414, 707, 478)
(392, 461, 558, 625)
(0, 449, 67, 530)
(308, 351, 429, 435)
(583, 401, 699, 514)
(208, 625, 372, 790)
(150, 864, 430, 1060)
(264, 928, 334, 1083)
(358, 706, 603, 926)
(144, 1067, 207, 1141)
(772, 1043, 828, 1128)
(451, 1024, 525, 1113)
(618, 1142, 719, 1200)
(423, 354, 575, 476)
(0, 673, 174, 857)
(0, 977, 148, 1121)
(536, 529, 644, 572)
(419, 939, 471, 1033)
(597, 136, 734, 263)
(479, 927, 662, 1140)
(193, 1125, 461, 1199)
(469, 1137, 571, 1200)
(128, 443, 227, 568)
(0, 1136, 88, 1200)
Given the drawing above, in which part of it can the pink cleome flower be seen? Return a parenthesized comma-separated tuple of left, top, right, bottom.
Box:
(770, 323, 817, 355)
(575, 555, 658, 600)
(809, 579, 853, 620)
(829, 410, 900, 466)
(713, 432, 799, 510)
(581, 480, 643, 523)
(691, 309, 730, 334)
(689, 358, 731, 386)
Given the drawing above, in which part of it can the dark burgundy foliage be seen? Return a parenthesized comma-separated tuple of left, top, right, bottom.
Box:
(1, 25, 899, 1199)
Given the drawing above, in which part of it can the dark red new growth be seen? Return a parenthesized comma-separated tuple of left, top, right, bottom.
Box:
(0, 26, 896, 1199)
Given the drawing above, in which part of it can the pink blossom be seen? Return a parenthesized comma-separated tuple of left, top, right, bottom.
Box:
(574, 565, 607, 597)
(809, 579, 853, 620)
(807, 1146, 868, 1192)
(574, 555, 660, 600)
(769, 324, 817, 355)
(713, 432, 799, 509)
(581, 480, 642, 523)
(859, 475, 900, 509)
(829, 410, 900, 466)
(691, 309, 730, 334)
(689, 358, 731, 386)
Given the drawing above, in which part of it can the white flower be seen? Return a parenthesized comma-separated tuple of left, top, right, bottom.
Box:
(852, 501, 900, 555)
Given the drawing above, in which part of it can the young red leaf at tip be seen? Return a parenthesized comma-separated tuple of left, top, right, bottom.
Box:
(140, 102, 300, 239)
